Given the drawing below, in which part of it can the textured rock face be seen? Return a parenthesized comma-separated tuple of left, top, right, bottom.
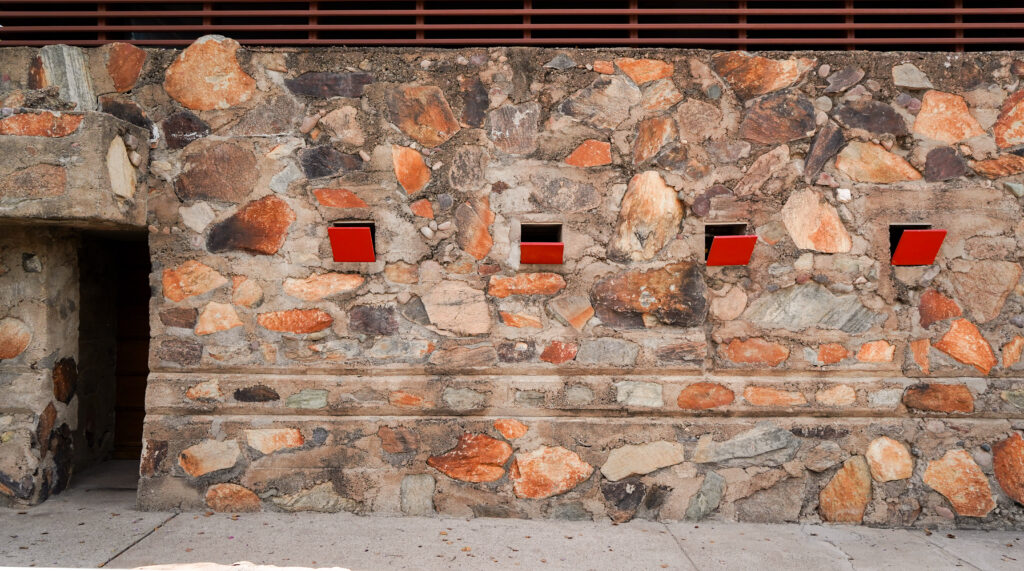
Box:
(601, 441, 685, 481)
(162, 261, 227, 302)
(835, 141, 921, 183)
(722, 338, 789, 366)
(510, 446, 593, 499)
(933, 319, 997, 375)
(781, 189, 852, 253)
(738, 90, 816, 144)
(919, 289, 961, 328)
(710, 52, 815, 100)
(205, 483, 261, 512)
(592, 263, 707, 327)
(257, 309, 333, 334)
(819, 456, 872, 523)
(283, 273, 363, 301)
(489, 273, 566, 298)
(106, 42, 146, 93)
(677, 383, 734, 410)
(177, 440, 240, 477)
(163, 35, 256, 110)
(421, 281, 491, 336)
(387, 85, 460, 147)
(865, 437, 912, 482)
(0, 318, 32, 360)
(608, 171, 683, 262)
(427, 434, 512, 483)
(206, 196, 296, 255)
(392, 145, 430, 194)
(995, 90, 1024, 148)
(913, 91, 984, 144)
(0, 111, 83, 137)
(992, 433, 1024, 505)
(176, 141, 257, 202)
(743, 283, 878, 334)
(489, 102, 540, 155)
(454, 196, 493, 260)
(564, 139, 611, 167)
(903, 384, 974, 413)
(924, 450, 995, 517)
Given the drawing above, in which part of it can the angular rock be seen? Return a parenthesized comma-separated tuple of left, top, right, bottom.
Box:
(245, 428, 304, 455)
(950, 261, 1021, 323)
(866, 436, 913, 482)
(824, 67, 865, 94)
(531, 176, 600, 213)
(0, 318, 32, 360)
(654, 142, 711, 180)
(819, 456, 872, 523)
(162, 111, 210, 150)
(283, 273, 363, 301)
(710, 286, 746, 321)
(155, 339, 202, 366)
(349, 305, 398, 336)
(0, 111, 83, 137)
(615, 58, 673, 84)
(178, 439, 240, 477)
(738, 90, 816, 144)
(195, 302, 242, 335)
(511, 446, 593, 499)
(270, 482, 357, 513)
(548, 295, 594, 331)
(993, 433, 1024, 505)
(903, 383, 974, 413)
(161, 308, 197, 329)
(494, 419, 528, 440)
(836, 141, 921, 183)
(298, 146, 363, 179)
(677, 382, 734, 410)
(430, 344, 497, 368)
(613, 380, 662, 406)
(106, 42, 146, 93)
(500, 311, 542, 328)
(175, 141, 257, 202)
(231, 277, 262, 308)
(814, 385, 855, 407)
(284, 72, 373, 98)
(804, 122, 845, 183)
(743, 387, 806, 407)
(489, 102, 540, 155)
(234, 385, 279, 402)
(0, 164, 68, 199)
(641, 79, 684, 114)
(185, 380, 222, 402)
(913, 90, 984, 144)
(857, 340, 894, 363)
(387, 85, 460, 147)
(995, 90, 1024, 149)
(427, 433, 512, 483)
(454, 196, 494, 260)
(558, 75, 642, 130)
(969, 154, 1024, 179)
(391, 145, 430, 194)
(106, 135, 136, 199)
(379, 426, 418, 454)
(100, 97, 152, 130)
(540, 341, 578, 364)
(734, 145, 789, 195)
(257, 309, 333, 334)
(312, 188, 368, 209)
(162, 261, 227, 302)
(602, 478, 649, 523)
(286, 389, 328, 409)
(722, 338, 789, 366)
(933, 319, 997, 375)
(460, 76, 488, 128)
(489, 273, 566, 298)
(692, 423, 797, 463)
(320, 106, 365, 146)
(835, 100, 908, 135)
(633, 116, 677, 165)
(675, 99, 723, 143)
(818, 343, 850, 365)
(206, 195, 296, 255)
(420, 281, 491, 336)
(610, 171, 681, 256)
(1003, 336, 1024, 368)
(32, 45, 96, 110)
(919, 288, 961, 328)
(601, 441, 686, 481)
(205, 483, 261, 513)
(892, 63, 933, 89)
(781, 189, 852, 253)
(564, 139, 611, 167)
(923, 449, 995, 517)
(924, 147, 967, 182)
(400, 474, 435, 516)
(744, 283, 879, 334)
(804, 441, 848, 472)
(409, 199, 433, 220)
(591, 262, 707, 327)
(685, 471, 726, 521)
(710, 52, 815, 100)
(163, 35, 256, 110)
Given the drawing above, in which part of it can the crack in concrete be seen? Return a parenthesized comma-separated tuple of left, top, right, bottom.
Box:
(99, 512, 179, 568)
(921, 534, 984, 570)
(661, 522, 702, 571)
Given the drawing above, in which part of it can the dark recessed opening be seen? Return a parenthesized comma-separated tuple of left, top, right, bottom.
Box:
(332, 220, 376, 250)
(704, 223, 748, 261)
(889, 223, 931, 257)
(521, 223, 562, 243)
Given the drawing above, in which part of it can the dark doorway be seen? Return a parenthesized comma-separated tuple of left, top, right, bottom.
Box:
(76, 232, 150, 472)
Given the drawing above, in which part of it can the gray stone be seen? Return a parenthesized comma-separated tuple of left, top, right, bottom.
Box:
(269, 163, 303, 193)
(736, 478, 804, 523)
(515, 390, 546, 407)
(531, 176, 600, 212)
(558, 75, 642, 130)
(544, 54, 576, 70)
(447, 146, 488, 191)
(742, 283, 881, 334)
(1001, 390, 1024, 409)
(36, 45, 96, 111)
(489, 102, 540, 155)
(803, 440, 848, 472)
(21, 254, 41, 273)
(685, 471, 725, 521)
(692, 422, 797, 464)
(601, 441, 686, 481)
(284, 72, 374, 98)
(548, 501, 592, 520)
(269, 482, 358, 513)
(367, 337, 433, 362)
(824, 67, 865, 94)
(1004, 182, 1024, 198)
(869, 389, 903, 408)
(578, 338, 639, 367)
(565, 385, 594, 406)
(442, 387, 486, 410)
(892, 63, 933, 89)
(804, 122, 845, 183)
(614, 381, 663, 408)
(400, 474, 435, 516)
(285, 389, 328, 409)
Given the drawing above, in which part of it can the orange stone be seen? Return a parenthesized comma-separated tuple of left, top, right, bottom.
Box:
(488, 273, 567, 298)
(994, 89, 1024, 149)
(1003, 336, 1024, 368)
(923, 449, 995, 517)
(819, 456, 872, 523)
(539, 341, 578, 364)
(0, 111, 83, 137)
(206, 195, 296, 255)
(313, 188, 368, 208)
(0, 318, 31, 360)
(384, 262, 419, 284)
(427, 433, 513, 483)
(743, 386, 807, 407)
(615, 58, 673, 84)
(593, 60, 615, 74)
(257, 309, 333, 334)
(389, 391, 433, 408)
(676, 382, 734, 410)
(510, 446, 593, 499)
(632, 116, 678, 165)
(903, 383, 974, 413)
(494, 419, 529, 440)
(162, 260, 228, 302)
(386, 84, 461, 147)
(857, 340, 895, 363)
(392, 145, 430, 194)
(933, 318, 997, 375)
(163, 35, 256, 111)
(836, 141, 922, 183)
(409, 198, 434, 219)
(231, 277, 263, 307)
(564, 139, 612, 167)
(781, 189, 852, 254)
(205, 483, 261, 513)
(865, 436, 913, 482)
(911, 338, 931, 375)
(919, 289, 962, 328)
(0, 164, 67, 199)
(195, 302, 243, 335)
(969, 154, 1024, 179)
(548, 296, 594, 331)
(710, 51, 816, 100)
(992, 432, 1024, 505)
(913, 90, 985, 144)
(608, 171, 684, 262)
(818, 343, 850, 365)
(454, 196, 494, 261)
(722, 338, 789, 366)
(106, 42, 146, 93)
(816, 385, 857, 407)
(245, 428, 304, 454)
(185, 380, 222, 401)
(178, 440, 240, 477)
(283, 273, 364, 301)
(500, 311, 543, 328)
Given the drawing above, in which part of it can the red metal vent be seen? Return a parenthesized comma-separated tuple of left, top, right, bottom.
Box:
(891, 228, 946, 266)
(329, 223, 376, 263)
(0, 1, 1021, 50)
(706, 235, 757, 267)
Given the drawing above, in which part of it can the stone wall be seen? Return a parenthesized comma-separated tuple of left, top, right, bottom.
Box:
(3, 38, 1024, 526)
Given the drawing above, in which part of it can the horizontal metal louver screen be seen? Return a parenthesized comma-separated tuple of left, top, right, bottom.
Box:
(1, 1, 1022, 50)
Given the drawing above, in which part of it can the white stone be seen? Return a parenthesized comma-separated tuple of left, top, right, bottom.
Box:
(892, 63, 934, 89)
(106, 136, 136, 199)
(614, 381, 663, 408)
(601, 441, 686, 481)
(836, 188, 852, 203)
(179, 202, 216, 233)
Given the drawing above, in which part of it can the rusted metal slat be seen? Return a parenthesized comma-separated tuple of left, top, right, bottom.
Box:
(4, 8, 1024, 17)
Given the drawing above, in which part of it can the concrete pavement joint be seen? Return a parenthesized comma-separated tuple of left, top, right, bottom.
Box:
(661, 521, 701, 570)
(98, 512, 179, 569)
(920, 533, 987, 570)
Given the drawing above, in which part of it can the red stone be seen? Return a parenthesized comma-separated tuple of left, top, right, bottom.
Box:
(205, 483, 261, 513)
(454, 196, 494, 260)
(591, 262, 706, 327)
(677, 382, 734, 410)
(903, 383, 974, 413)
(163, 36, 256, 111)
(500, 311, 542, 328)
(711, 51, 815, 100)
(593, 60, 615, 74)
(510, 446, 593, 499)
(913, 90, 984, 144)
(389, 391, 433, 408)
(911, 339, 931, 375)
(919, 289, 962, 328)
(257, 309, 333, 334)
(494, 419, 529, 440)
(1003, 336, 1024, 368)
(195, 302, 243, 335)
(933, 318, 997, 375)
(313, 188, 368, 209)
(614, 58, 673, 84)
(743, 386, 806, 406)
(427, 433, 513, 483)
(0, 111, 83, 137)
(162, 260, 228, 302)
(206, 195, 296, 255)
(378, 426, 418, 454)
(817, 343, 850, 365)
(489, 273, 566, 298)
(923, 449, 995, 517)
(992, 432, 1024, 505)
(0, 164, 68, 199)
(565, 139, 612, 167)
(386, 85, 461, 147)
(857, 340, 894, 363)
(722, 338, 789, 366)
(106, 42, 146, 93)
(175, 141, 258, 202)
(969, 154, 1024, 179)
(995, 89, 1024, 149)
(819, 456, 872, 523)
(632, 116, 678, 165)
(410, 198, 434, 219)
(0, 318, 31, 360)
(540, 341, 578, 364)
(52, 357, 77, 404)
(393, 145, 430, 194)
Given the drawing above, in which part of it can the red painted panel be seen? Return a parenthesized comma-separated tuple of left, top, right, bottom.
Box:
(706, 235, 757, 266)
(520, 242, 564, 265)
(328, 226, 375, 263)
(891, 229, 946, 266)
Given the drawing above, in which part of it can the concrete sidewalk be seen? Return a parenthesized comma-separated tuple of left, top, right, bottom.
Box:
(1, 462, 1022, 570)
